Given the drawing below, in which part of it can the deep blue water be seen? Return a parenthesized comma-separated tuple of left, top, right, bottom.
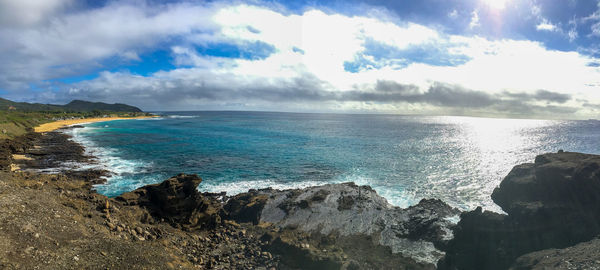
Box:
(65, 112, 600, 211)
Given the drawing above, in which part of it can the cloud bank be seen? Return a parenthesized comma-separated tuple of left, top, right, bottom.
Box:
(1, 0, 600, 119)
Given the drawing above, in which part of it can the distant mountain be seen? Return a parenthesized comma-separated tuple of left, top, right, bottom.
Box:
(63, 100, 142, 112)
(0, 98, 142, 112)
(0, 98, 63, 111)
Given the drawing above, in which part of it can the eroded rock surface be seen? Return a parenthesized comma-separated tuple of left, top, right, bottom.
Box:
(225, 182, 460, 267)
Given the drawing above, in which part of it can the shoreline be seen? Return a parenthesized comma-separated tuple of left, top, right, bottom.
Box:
(34, 115, 159, 133)
(2, 129, 600, 268)
(2, 129, 447, 269)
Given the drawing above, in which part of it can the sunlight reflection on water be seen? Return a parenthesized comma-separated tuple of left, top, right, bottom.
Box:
(435, 117, 561, 211)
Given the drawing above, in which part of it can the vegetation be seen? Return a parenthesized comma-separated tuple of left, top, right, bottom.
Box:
(0, 98, 149, 139)
(62, 100, 142, 112)
(0, 98, 142, 112)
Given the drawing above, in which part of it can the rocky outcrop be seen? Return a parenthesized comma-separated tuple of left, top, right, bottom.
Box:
(512, 237, 600, 269)
(224, 182, 460, 268)
(439, 151, 600, 270)
(25, 129, 87, 169)
(0, 132, 39, 171)
(116, 173, 222, 229)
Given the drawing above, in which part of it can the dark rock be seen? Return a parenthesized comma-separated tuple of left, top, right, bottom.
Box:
(511, 237, 600, 269)
(24, 131, 88, 170)
(224, 191, 268, 224)
(439, 152, 600, 270)
(336, 195, 354, 211)
(116, 173, 222, 229)
(0, 132, 40, 171)
(64, 169, 109, 185)
(267, 232, 342, 270)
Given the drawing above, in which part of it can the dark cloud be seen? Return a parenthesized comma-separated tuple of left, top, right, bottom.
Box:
(421, 83, 495, 107)
(503, 89, 572, 104)
(56, 74, 578, 118)
(337, 82, 494, 108)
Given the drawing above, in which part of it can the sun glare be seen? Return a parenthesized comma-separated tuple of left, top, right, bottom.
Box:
(484, 0, 511, 9)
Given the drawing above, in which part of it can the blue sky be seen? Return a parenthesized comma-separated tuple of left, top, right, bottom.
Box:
(1, 0, 600, 119)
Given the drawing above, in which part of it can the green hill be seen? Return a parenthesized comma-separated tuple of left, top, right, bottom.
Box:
(0, 98, 147, 139)
(0, 98, 142, 112)
(63, 100, 142, 112)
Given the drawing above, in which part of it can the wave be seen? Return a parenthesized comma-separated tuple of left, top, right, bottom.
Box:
(63, 126, 153, 194)
(166, 115, 198, 119)
(334, 172, 420, 208)
(199, 178, 333, 196)
(200, 173, 417, 209)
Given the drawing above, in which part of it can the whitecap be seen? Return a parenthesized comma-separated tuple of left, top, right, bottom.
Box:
(63, 125, 153, 194)
(166, 115, 198, 119)
(199, 178, 330, 195)
(334, 171, 420, 208)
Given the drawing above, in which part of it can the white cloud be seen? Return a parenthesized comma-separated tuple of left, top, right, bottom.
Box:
(581, 1, 600, 37)
(448, 9, 458, 19)
(530, 4, 541, 17)
(0, 0, 73, 27)
(536, 21, 557, 31)
(0, 1, 220, 89)
(591, 21, 600, 36)
(2, 1, 600, 118)
(469, 10, 480, 29)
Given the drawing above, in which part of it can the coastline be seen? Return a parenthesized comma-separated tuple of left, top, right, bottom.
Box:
(2, 128, 459, 269)
(1, 129, 281, 269)
(3, 128, 600, 269)
(34, 115, 158, 133)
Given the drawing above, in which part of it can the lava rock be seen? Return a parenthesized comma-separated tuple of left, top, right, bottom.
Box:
(116, 174, 222, 229)
(439, 151, 600, 270)
(224, 191, 268, 224)
(228, 182, 460, 266)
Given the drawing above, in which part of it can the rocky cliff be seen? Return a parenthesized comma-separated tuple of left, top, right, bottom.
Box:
(439, 151, 600, 269)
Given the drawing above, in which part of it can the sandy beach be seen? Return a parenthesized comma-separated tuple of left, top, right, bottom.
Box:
(34, 116, 157, 133)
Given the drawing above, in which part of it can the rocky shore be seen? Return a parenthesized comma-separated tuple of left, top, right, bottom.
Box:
(1, 129, 460, 269)
(3, 129, 600, 269)
(439, 151, 600, 270)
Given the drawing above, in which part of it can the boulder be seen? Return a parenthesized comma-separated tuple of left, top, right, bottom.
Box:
(116, 174, 222, 229)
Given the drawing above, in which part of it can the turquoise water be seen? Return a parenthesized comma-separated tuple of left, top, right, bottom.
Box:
(66, 112, 600, 211)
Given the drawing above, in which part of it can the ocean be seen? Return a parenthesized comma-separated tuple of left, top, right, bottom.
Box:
(64, 112, 600, 212)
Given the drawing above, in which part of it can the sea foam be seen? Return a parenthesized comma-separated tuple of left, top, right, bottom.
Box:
(64, 126, 152, 195)
(199, 178, 330, 195)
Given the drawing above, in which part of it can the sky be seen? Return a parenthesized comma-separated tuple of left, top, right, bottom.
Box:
(1, 0, 600, 119)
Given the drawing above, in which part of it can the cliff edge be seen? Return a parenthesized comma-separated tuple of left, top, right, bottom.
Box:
(439, 151, 600, 269)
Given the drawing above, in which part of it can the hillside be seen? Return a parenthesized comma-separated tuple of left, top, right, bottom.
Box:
(0, 98, 63, 111)
(0, 98, 142, 112)
(0, 98, 146, 139)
